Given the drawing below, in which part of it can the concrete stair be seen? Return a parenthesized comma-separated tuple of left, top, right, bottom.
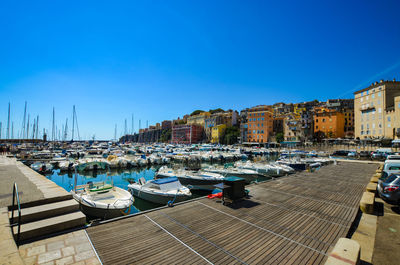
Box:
(9, 199, 80, 224)
(9, 197, 86, 243)
(12, 211, 86, 241)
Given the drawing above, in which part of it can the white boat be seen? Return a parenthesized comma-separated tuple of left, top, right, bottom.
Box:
(235, 161, 294, 176)
(128, 177, 191, 205)
(203, 165, 262, 184)
(156, 166, 225, 190)
(71, 180, 134, 219)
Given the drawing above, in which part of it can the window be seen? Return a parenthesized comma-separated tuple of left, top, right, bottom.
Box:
(253, 130, 256, 133)
(316, 126, 318, 129)
(379, 108, 382, 113)
(261, 123, 263, 127)
(388, 116, 391, 122)
(388, 124, 391, 128)
(316, 119, 318, 122)
(372, 94, 375, 99)
(361, 98, 363, 102)
(366, 96, 369, 100)
(378, 92, 381, 97)
(366, 90, 369, 95)
(258, 118, 260, 121)
(322, 118, 325, 122)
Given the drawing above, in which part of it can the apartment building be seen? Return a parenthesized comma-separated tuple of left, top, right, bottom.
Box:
(354, 79, 400, 139)
(171, 124, 203, 144)
(245, 105, 274, 143)
(313, 107, 345, 138)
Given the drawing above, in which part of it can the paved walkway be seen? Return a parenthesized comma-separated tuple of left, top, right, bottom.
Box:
(19, 230, 101, 265)
(373, 197, 400, 264)
(0, 156, 44, 207)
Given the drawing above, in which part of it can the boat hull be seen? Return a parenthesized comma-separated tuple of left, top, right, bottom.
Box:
(129, 188, 191, 205)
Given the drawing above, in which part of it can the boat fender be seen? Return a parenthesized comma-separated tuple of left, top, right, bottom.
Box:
(167, 200, 174, 207)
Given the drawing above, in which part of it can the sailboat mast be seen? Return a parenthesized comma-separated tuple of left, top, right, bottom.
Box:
(7, 102, 10, 139)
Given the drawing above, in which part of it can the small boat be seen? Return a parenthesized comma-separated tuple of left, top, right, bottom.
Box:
(30, 162, 53, 174)
(203, 164, 262, 184)
(128, 177, 191, 205)
(71, 180, 134, 219)
(156, 166, 225, 191)
(71, 162, 134, 219)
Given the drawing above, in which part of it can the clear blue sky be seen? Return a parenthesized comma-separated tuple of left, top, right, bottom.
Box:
(1, 0, 400, 140)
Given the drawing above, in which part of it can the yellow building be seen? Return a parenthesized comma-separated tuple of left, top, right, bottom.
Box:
(354, 79, 400, 139)
(211, 124, 226, 143)
(186, 112, 211, 127)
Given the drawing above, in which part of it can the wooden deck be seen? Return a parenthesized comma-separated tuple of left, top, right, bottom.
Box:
(86, 162, 377, 264)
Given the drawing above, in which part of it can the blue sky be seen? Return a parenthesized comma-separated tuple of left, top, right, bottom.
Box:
(1, 0, 399, 140)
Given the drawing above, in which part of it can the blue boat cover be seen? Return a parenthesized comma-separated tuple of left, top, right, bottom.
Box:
(152, 177, 179, 184)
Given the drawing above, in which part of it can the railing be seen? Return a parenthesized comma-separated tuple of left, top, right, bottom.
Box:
(11, 182, 22, 246)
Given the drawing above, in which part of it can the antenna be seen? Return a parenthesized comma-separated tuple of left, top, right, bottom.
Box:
(7, 102, 10, 139)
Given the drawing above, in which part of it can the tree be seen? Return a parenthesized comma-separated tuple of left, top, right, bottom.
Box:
(223, 126, 240, 145)
(314, 131, 326, 142)
(209, 108, 224, 114)
(190, 110, 205, 116)
(276, 132, 284, 143)
(159, 129, 172, 142)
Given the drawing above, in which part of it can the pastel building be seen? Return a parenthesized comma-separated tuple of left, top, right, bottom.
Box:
(245, 105, 274, 143)
(313, 107, 345, 138)
(354, 79, 400, 139)
(211, 124, 226, 144)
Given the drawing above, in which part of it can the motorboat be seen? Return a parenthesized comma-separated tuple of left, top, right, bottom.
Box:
(235, 161, 294, 177)
(202, 164, 262, 184)
(71, 161, 134, 219)
(30, 162, 53, 174)
(128, 177, 191, 205)
(71, 179, 134, 219)
(156, 166, 225, 190)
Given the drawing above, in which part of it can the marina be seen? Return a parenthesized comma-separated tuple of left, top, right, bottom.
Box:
(86, 162, 377, 264)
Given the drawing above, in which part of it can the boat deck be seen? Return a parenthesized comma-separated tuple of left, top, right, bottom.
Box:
(86, 162, 377, 264)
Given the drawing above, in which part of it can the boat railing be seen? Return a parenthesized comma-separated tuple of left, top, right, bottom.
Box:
(11, 182, 22, 246)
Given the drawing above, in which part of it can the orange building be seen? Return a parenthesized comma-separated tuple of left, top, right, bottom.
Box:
(313, 107, 345, 138)
(246, 105, 274, 143)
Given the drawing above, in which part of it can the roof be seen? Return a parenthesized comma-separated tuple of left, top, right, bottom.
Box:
(353, 80, 400, 95)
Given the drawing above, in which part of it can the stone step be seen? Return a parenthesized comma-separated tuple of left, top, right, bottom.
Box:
(12, 211, 86, 242)
(9, 199, 79, 224)
(9, 194, 73, 211)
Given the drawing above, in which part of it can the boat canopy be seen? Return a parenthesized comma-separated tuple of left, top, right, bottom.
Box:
(153, 177, 179, 184)
(151, 177, 183, 192)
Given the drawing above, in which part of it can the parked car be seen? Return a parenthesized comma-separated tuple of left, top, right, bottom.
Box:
(332, 150, 350, 156)
(347, 151, 357, 157)
(385, 155, 400, 162)
(359, 151, 371, 159)
(378, 173, 400, 204)
(379, 161, 400, 184)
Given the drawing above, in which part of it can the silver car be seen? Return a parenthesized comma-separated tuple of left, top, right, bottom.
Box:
(378, 174, 400, 204)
